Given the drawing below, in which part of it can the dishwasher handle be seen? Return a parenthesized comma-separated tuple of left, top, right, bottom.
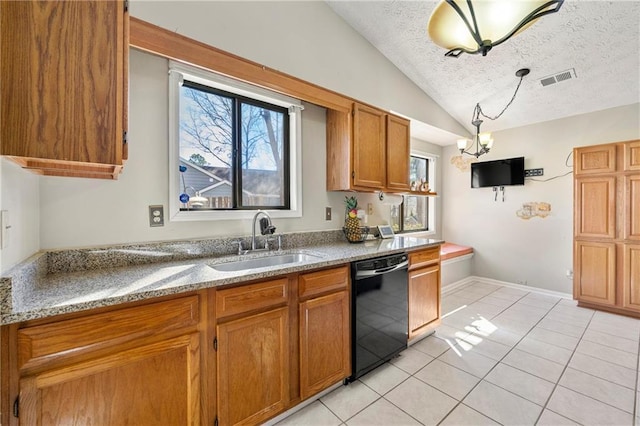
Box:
(354, 259, 408, 279)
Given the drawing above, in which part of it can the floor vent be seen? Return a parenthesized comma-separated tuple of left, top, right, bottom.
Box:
(540, 68, 577, 87)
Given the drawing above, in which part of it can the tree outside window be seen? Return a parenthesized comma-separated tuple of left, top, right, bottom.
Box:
(179, 81, 289, 210)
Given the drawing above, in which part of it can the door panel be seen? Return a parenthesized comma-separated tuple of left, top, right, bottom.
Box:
(385, 114, 410, 191)
(216, 308, 289, 426)
(353, 103, 385, 189)
(624, 140, 640, 171)
(20, 334, 200, 425)
(408, 265, 440, 339)
(621, 244, 640, 311)
(574, 145, 616, 175)
(574, 177, 616, 239)
(574, 241, 616, 305)
(299, 291, 350, 399)
(625, 175, 640, 240)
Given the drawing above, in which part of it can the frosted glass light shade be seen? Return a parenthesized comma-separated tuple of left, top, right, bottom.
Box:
(457, 138, 469, 150)
(478, 132, 492, 147)
(428, 1, 561, 55)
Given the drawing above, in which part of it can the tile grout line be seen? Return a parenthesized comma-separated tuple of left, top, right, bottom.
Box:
(438, 286, 637, 424)
(439, 289, 628, 425)
(532, 303, 596, 425)
(435, 287, 542, 425)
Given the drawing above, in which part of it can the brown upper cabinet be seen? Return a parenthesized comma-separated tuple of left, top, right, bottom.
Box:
(327, 103, 410, 192)
(1, 0, 129, 179)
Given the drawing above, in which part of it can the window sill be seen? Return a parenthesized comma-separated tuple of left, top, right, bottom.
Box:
(170, 208, 302, 222)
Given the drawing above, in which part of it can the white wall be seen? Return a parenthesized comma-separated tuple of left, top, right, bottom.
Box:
(442, 103, 640, 293)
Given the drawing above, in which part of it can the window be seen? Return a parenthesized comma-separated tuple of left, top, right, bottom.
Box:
(169, 62, 303, 221)
(390, 155, 435, 233)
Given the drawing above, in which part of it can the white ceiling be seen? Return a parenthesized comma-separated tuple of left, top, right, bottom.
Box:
(327, 1, 640, 144)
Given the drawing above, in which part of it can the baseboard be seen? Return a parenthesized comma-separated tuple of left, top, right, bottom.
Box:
(442, 276, 478, 294)
(443, 275, 573, 299)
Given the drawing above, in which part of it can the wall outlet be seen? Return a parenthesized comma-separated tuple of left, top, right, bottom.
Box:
(0, 210, 9, 249)
(524, 168, 544, 177)
(566, 269, 573, 280)
(367, 203, 373, 215)
(325, 207, 332, 221)
(149, 205, 164, 227)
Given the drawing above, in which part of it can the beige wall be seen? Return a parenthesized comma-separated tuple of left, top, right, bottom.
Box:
(441, 103, 640, 293)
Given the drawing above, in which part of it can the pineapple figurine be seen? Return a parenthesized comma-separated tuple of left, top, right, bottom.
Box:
(344, 196, 362, 242)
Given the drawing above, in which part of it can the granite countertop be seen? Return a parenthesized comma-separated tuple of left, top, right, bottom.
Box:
(0, 232, 442, 325)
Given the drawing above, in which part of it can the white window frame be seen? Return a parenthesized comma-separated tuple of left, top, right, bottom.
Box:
(168, 61, 303, 222)
(405, 151, 437, 235)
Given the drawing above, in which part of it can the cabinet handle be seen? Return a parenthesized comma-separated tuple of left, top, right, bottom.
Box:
(13, 396, 19, 418)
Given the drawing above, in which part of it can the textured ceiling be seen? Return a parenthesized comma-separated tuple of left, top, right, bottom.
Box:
(327, 1, 640, 144)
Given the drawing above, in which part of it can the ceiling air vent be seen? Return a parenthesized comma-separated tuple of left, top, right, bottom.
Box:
(540, 68, 577, 87)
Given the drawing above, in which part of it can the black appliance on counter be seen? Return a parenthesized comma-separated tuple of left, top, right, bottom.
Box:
(348, 252, 409, 382)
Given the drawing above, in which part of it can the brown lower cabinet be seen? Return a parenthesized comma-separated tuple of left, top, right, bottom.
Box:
(408, 246, 442, 340)
(1, 265, 351, 425)
(298, 267, 350, 400)
(4, 295, 203, 426)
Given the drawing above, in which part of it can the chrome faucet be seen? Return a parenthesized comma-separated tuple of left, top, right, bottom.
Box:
(251, 210, 276, 251)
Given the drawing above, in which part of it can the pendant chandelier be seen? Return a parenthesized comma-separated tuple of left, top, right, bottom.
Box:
(457, 68, 529, 158)
(428, 0, 564, 57)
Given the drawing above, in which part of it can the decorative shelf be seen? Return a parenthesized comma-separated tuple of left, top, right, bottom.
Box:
(406, 191, 438, 197)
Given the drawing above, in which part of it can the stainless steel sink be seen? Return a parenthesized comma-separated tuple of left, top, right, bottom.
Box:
(211, 252, 322, 272)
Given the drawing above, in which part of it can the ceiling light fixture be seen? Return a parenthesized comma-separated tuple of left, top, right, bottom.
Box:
(457, 68, 530, 158)
(428, 0, 564, 57)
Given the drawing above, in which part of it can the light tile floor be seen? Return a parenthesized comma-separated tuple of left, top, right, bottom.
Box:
(276, 281, 640, 425)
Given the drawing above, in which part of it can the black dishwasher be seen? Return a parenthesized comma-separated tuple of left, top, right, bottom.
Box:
(348, 252, 409, 382)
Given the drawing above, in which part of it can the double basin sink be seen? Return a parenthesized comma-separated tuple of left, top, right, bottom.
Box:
(210, 252, 323, 272)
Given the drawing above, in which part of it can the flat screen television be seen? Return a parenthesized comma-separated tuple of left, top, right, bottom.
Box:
(471, 156, 525, 188)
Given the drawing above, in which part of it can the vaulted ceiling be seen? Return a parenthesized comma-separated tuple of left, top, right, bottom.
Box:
(327, 1, 640, 143)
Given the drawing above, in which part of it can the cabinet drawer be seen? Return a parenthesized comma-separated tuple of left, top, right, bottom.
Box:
(299, 266, 349, 299)
(409, 247, 441, 270)
(18, 295, 200, 371)
(216, 278, 289, 319)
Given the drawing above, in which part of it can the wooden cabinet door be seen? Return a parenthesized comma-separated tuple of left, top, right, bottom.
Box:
(0, 0, 127, 179)
(408, 265, 441, 339)
(352, 103, 386, 190)
(625, 175, 640, 240)
(574, 177, 616, 239)
(385, 114, 411, 192)
(299, 291, 350, 400)
(20, 333, 201, 425)
(216, 308, 289, 426)
(574, 241, 616, 305)
(624, 140, 640, 171)
(621, 244, 640, 311)
(574, 145, 616, 175)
